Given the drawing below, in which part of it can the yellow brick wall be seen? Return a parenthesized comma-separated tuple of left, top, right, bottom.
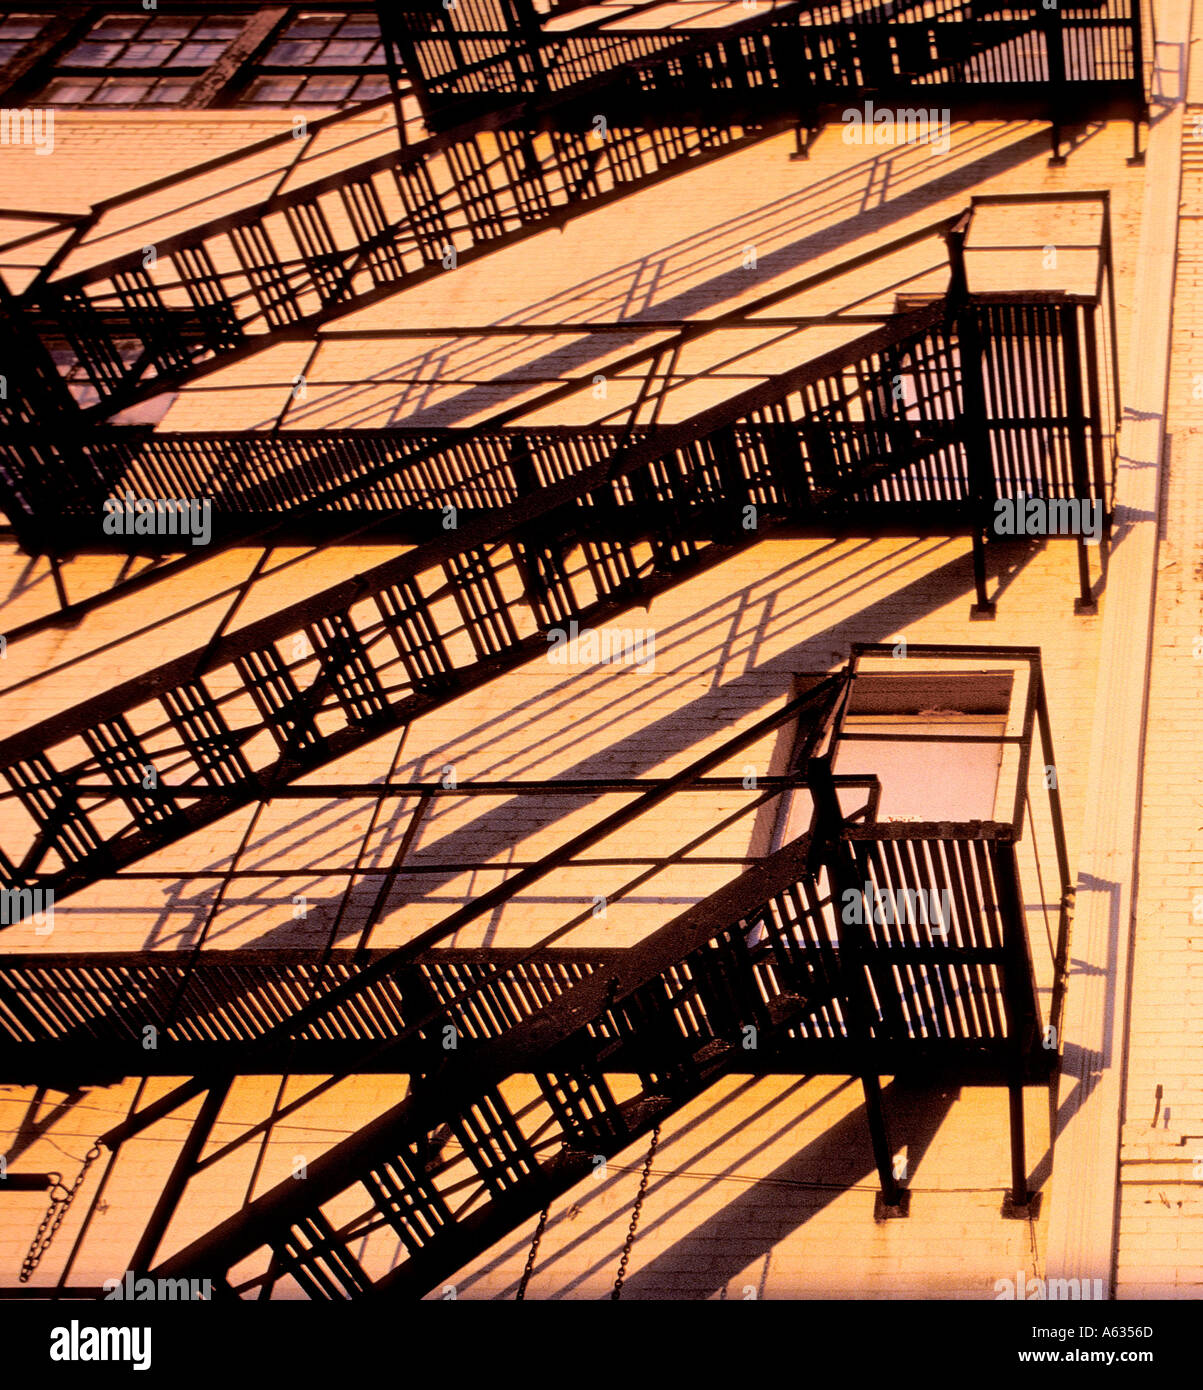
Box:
(0, 106, 1152, 1299)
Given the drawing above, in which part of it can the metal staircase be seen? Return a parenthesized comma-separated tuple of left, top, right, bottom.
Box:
(0, 0, 1143, 427)
(0, 281, 1111, 917)
(383, 0, 1145, 136)
(137, 660, 1063, 1298)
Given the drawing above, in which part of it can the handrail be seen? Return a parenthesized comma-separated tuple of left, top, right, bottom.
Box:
(387, 0, 1144, 130)
(0, 293, 1105, 768)
(1, 3, 1142, 421)
(148, 751, 1053, 1294)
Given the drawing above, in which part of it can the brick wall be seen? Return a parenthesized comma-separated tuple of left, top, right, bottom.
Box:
(0, 106, 1154, 1299)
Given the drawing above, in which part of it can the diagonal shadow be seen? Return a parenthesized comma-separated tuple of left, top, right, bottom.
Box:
(1, 1086, 89, 1165)
(271, 122, 1075, 433)
(198, 535, 1041, 951)
(457, 1073, 851, 1298)
(613, 1079, 962, 1300)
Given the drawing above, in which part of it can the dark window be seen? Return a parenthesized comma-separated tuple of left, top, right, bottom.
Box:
(60, 14, 241, 70)
(247, 10, 388, 105)
(23, 8, 389, 110)
(0, 13, 51, 67)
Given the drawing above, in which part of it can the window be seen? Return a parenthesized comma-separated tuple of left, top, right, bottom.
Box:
(244, 10, 389, 106)
(771, 668, 1016, 849)
(21, 8, 390, 110)
(61, 15, 241, 69)
(831, 672, 1013, 823)
(0, 13, 49, 68)
(33, 14, 240, 108)
(747, 667, 1017, 950)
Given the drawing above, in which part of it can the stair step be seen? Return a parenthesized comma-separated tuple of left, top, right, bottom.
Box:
(619, 1094, 677, 1131)
(694, 1037, 735, 1066)
(767, 992, 812, 1029)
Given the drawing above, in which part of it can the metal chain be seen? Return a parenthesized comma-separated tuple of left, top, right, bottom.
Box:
(19, 1142, 103, 1283)
(515, 1205, 550, 1300)
(611, 1124, 660, 1301)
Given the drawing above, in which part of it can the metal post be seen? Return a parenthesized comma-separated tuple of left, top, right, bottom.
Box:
(1008, 1081, 1028, 1209)
(1044, 5, 1068, 164)
(1034, 670, 1074, 1045)
(1050, 119, 1064, 165)
(993, 837, 1040, 1214)
(945, 217, 996, 615)
(790, 119, 815, 161)
(807, 756, 905, 1214)
(1129, 0, 1146, 164)
(1060, 305, 1098, 612)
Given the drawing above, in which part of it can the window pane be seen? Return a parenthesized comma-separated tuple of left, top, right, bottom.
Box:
(145, 78, 195, 103)
(267, 40, 324, 63)
(95, 78, 155, 104)
(0, 17, 47, 39)
(124, 43, 179, 67)
(65, 42, 126, 66)
(288, 15, 342, 37)
(297, 75, 356, 101)
(243, 75, 303, 102)
(40, 77, 100, 103)
(143, 19, 196, 39)
(90, 17, 142, 38)
(324, 40, 375, 63)
(352, 75, 392, 99)
(173, 41, 230, 66)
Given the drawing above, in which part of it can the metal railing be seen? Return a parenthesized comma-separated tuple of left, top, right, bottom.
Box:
(3, 289, 1114, 542)
(2, 116, 773, 424)
(131, 651, 1064, 1298)
(384, 0, 1145, 130)
(0, 287, 1112, 915)
(0, 1, 1143, 426)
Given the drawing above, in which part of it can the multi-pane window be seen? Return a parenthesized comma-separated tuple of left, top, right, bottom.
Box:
(243, 11, 390, 106)
(12, 9, 391, 110)
(63, 13, 238, 68)
(35, 14, 241, 107)
(0, 14, 50, 68)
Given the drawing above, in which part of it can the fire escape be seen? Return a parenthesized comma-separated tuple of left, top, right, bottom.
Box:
(0, 0, 1141, 1299)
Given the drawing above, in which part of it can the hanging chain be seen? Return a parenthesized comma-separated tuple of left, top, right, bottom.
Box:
(515, 1205, 550, 1300)
(611, 1124, 660, 1301)
(19, 1142, 103, 1284)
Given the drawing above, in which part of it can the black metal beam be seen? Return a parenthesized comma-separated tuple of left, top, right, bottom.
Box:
(807, 755, 904, 1208)
(181, 8, 289, 110)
